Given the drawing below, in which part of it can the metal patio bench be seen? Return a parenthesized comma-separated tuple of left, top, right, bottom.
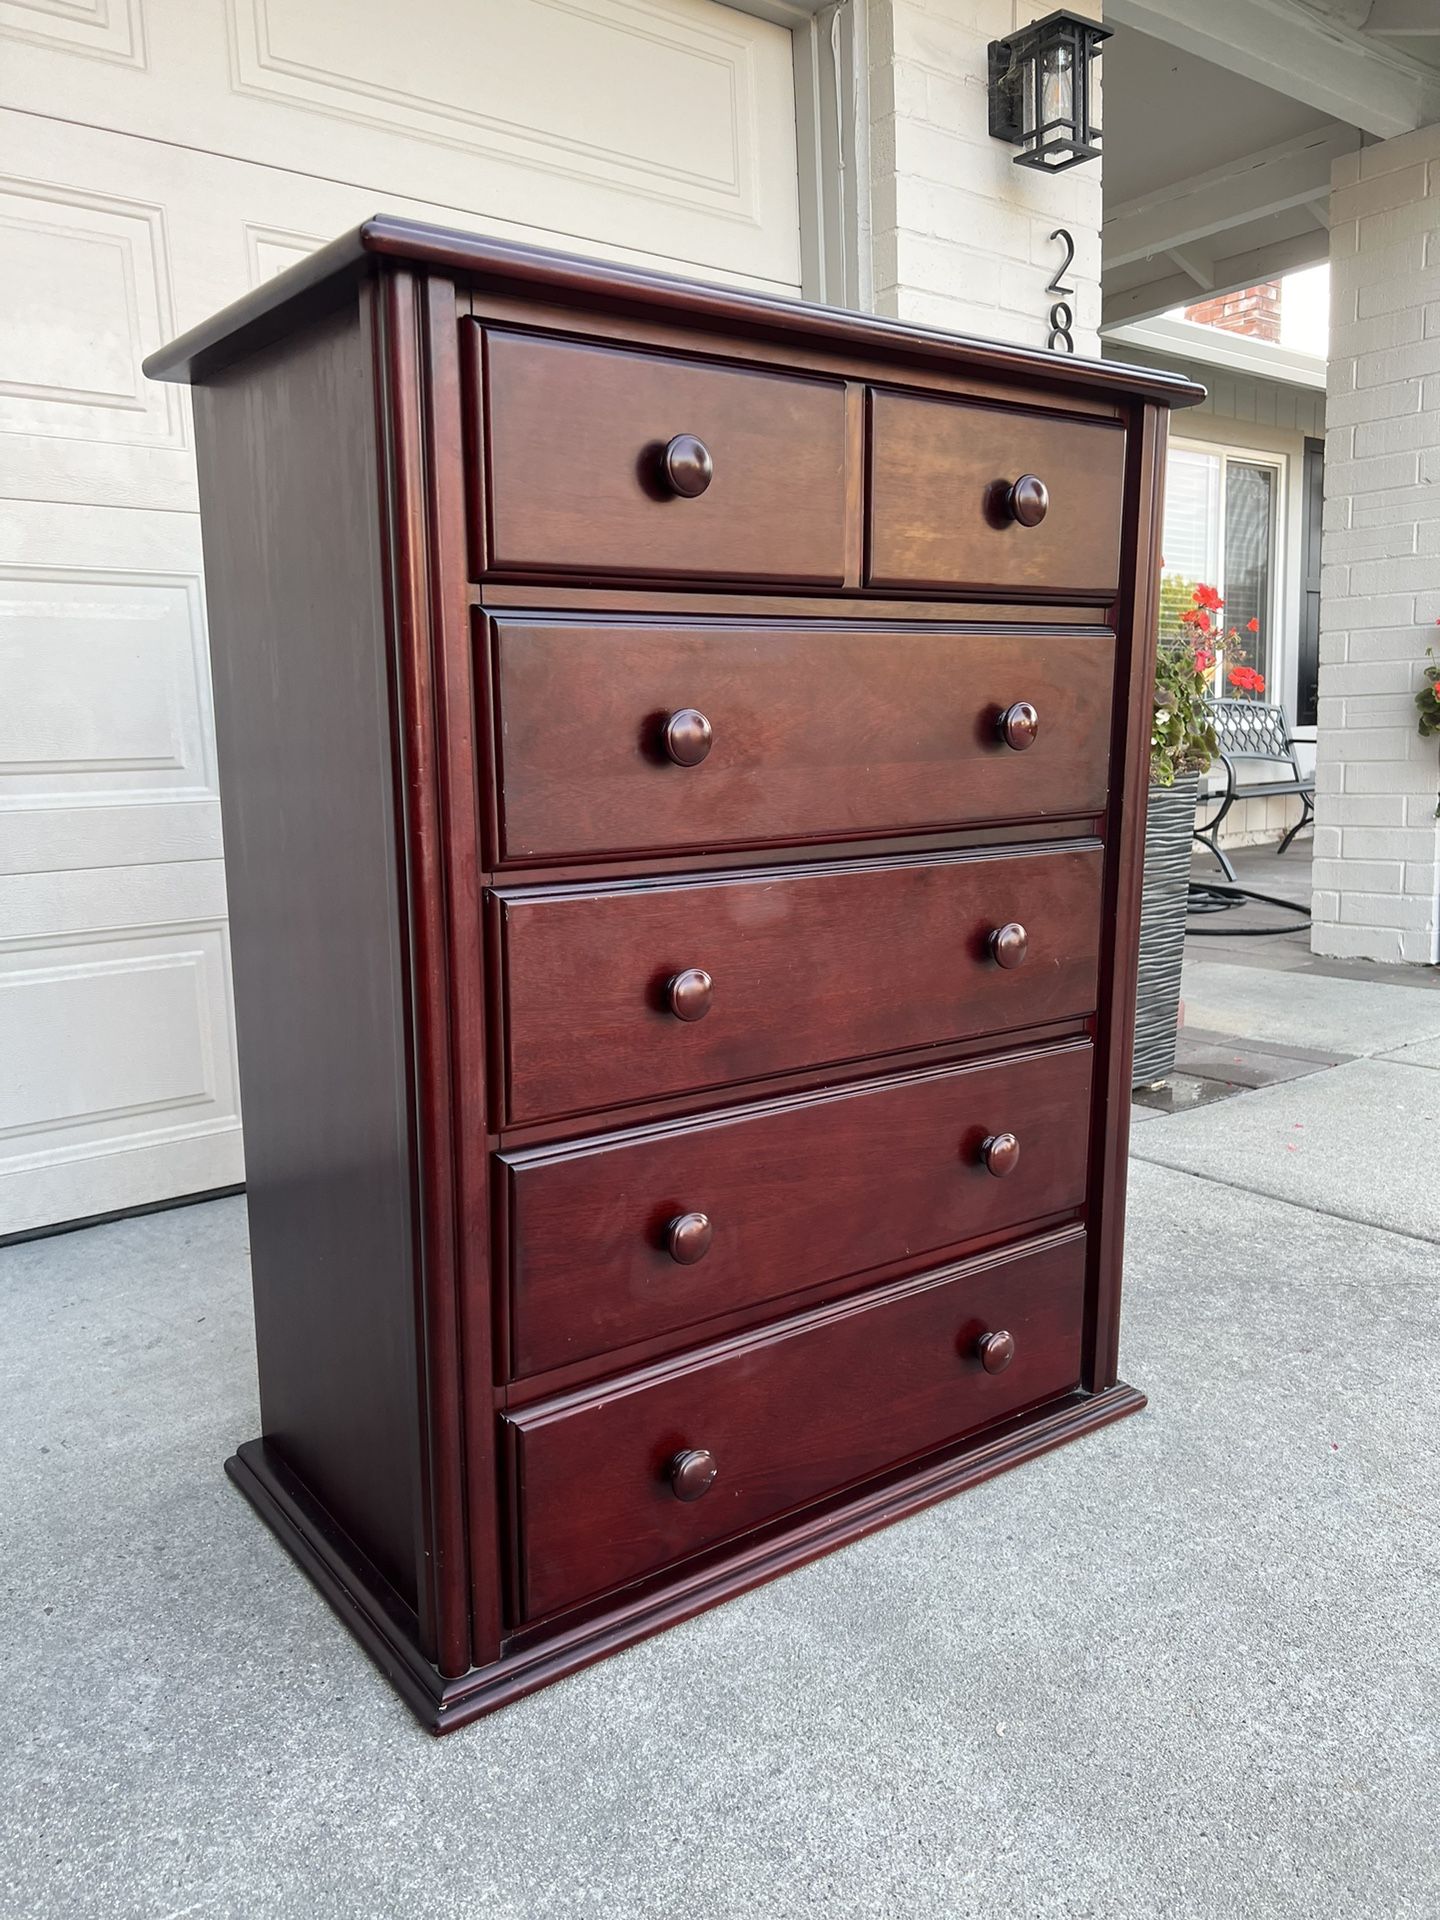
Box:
(1193, 697, 1315, 882)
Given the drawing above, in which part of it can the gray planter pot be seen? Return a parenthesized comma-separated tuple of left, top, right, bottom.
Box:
(1132, 770, 1199, 1088)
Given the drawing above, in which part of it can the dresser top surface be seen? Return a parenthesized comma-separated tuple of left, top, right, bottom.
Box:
(144, 214, 1206, 413)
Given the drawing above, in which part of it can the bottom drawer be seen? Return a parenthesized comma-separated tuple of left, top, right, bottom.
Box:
(506, 1232, 1086, 1621)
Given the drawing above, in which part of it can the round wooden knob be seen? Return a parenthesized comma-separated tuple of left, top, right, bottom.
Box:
(981, 1132, 1020, 1178)
(666, 1211, 713, 1264)
(988, 923, 1029, 970)
(1005, 475, 1049, 527)
(977, 1330, 1016, 1375)
(669, 1447, 718, 1501)
(997, 702, 1040, 752)
(667, 968, 713, 1021)
(663, 708, 713, 767)
(662, 434, 713, 498)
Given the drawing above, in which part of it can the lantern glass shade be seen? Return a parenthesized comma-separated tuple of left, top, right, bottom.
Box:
(1042, 38, 1075, 131)
(988, 10, 1110, 173)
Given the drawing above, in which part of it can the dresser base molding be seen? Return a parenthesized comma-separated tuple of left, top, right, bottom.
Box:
(227, 1380, 1146, 1736)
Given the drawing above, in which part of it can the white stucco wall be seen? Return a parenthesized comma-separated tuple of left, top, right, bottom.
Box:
(1312, 121, 1440, 966)
(867, 0, 1104, 352)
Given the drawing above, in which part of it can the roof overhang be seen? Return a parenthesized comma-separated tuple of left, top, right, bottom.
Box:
(1101, 0, 1440, 330)
(1104, 315, 1328, 390)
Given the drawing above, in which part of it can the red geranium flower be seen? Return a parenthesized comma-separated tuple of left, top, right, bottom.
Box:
(1228, 665, 1266, 695)
(1195, 584, 1224, 611)
(1246, 617, 1259, 633)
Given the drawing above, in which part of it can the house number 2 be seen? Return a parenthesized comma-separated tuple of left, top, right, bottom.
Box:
(1047, 228, 1076, 353)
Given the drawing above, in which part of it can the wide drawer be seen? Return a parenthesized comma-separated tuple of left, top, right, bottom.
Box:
(496, 844, 1103, 1125)
(867, 391, 1126, 594)
(480, 330, 848, 585)
(504, 1042, 1092, 1376)
(507, 1232, 1087, 1620)
(490, 619, 1115, 861)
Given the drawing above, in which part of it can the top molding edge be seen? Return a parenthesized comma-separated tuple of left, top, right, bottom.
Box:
(144, 213, 1207, 410)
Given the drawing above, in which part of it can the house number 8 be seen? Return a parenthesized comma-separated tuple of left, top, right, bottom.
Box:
(1047, 228, 1076, 353)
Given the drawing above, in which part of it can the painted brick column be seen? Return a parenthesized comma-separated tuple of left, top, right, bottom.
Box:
(1312, 123, 1440, 966)
(867, 0, 1103, 352)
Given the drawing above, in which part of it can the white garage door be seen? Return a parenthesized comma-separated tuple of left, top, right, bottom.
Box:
(0, 0, 803, 1236)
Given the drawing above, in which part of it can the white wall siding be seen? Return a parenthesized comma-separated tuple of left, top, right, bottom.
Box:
(1312, 122, 1440, 966)
(867, 0, 1104, 351)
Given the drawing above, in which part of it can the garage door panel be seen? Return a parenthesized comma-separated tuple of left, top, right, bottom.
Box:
(1, 570, 214, 806)
(0, 1131, 245, 1234)
(0, 926, 237, 1149)
(0, 181, 183, 446)
(1, 860, 228, 942)
(0, 0, 146, 67)
(0, 0, 802, 1232)
(0, 0, 803, 290)
(0, 882, 242, 1235)
(4, 801, 224, 877)
(0, 500, 219, 863)
(244, 222, 326, 287)
(0, 163, 194, 510)
(0, 920, 242, 1230)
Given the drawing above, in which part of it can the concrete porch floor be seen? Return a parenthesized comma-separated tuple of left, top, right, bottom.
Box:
(3, 868, 1438, 1918)
(1136, 839, 1440, 1121)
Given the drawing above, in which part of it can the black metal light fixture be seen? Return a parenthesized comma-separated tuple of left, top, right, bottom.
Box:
(988, 10, 1111, 173)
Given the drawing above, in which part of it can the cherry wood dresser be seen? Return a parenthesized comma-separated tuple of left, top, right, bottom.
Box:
(147, 219, 1203, 1733)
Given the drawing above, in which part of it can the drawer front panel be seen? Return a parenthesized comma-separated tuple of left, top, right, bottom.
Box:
(508, 1234, 1086, 1620)
(492, 619, 1115, 861)
(868, 392, 1126, 594)
(505, 1042, 1093, 1377)
(497, 845, 1103, 1125)
(481, 331, 849, 585)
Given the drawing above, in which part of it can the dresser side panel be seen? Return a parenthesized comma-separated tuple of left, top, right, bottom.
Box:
(193, 303, 422, 1613)
(1086, 400, 1170, 1392)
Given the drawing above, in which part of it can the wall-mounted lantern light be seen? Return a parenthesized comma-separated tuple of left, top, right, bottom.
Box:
(987, 10, 1111, 173)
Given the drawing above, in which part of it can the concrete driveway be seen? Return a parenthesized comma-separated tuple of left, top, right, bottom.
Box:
(3, 953, 1437, 1919)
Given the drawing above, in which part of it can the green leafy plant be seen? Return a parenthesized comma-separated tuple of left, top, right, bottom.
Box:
(1417, 645, 1440, 738)
(1418, 643, 1440, 817)
(1151, 580, 1221, 787)
(1158, 571, 1202, 640)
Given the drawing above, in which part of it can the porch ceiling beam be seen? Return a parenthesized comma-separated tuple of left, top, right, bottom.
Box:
(1166, 248, 1215, 290)
(1104, 123, 1360, 269)
(1362, 0, 1440, 36)
(1106, 0, 1440, 137)
(1102, 227, 1332, 330)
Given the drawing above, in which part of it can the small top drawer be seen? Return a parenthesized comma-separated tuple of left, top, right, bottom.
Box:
(867, 391, 1126, 595)
(479, 330, 849, 586)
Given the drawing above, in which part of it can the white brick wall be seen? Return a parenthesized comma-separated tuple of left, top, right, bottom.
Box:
(868, 0, 1103, 352)
(1312, 122, 1440, 966)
